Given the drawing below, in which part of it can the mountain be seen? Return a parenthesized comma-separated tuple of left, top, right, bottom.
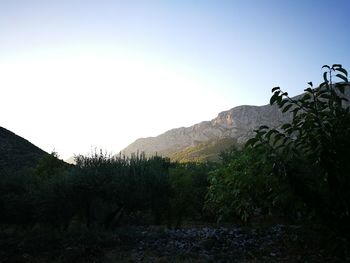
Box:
(122, 103, 293, 161)
(65, 156, 76, 165)
(0, 126, 47, 175)
(122, 86, 350, 162)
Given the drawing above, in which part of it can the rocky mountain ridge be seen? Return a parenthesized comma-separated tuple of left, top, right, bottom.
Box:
(122, 103, 293, 158)
(121, 86, 350, 160)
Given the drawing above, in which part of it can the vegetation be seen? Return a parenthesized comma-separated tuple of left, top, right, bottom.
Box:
(247, 64, 350, 238)
(170, 137, 238, 163)
(205, 146, 302, 224)
(168, 162, 217, 226)
(1, 64, 349, 261)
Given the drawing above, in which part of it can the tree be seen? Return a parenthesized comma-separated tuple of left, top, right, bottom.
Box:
(247, 64, 350, 237)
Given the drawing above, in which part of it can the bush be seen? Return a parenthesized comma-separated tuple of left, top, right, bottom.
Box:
(168, 162, 215, 226)
(72, 151, 171, 228)
(206, 147, 299, 223)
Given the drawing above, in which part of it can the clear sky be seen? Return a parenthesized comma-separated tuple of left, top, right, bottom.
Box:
(1, 0, 349, 159)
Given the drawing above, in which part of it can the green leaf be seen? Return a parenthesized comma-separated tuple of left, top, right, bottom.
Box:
(335, 67, 348, 77)
(307, 82, 313, 87)
(323, 71, 328, 82)
(322, 65, 330, 70)
(266, 129, 278, 140)
(336, 73, 348, 82)
(273, 134, 284, 146)
(282, 104, 293, 113)
(259, 125, 269, 130)
(304, 88, 313, 93)
(279, 99, 289, 107)
(319, 81, 328, 88)
(282, 137, 290, 145)
(271, 87, 280, 93)
(276, 94, 283, 104)
(270, 93, 278, 105)
(256, 130, 267, 137)
(301, 94, 311, 101)
(266, 130, 274, 140)
(245, 138, 258, 147)
(293, 108, 300, 118)
(332, 64, 342, 69)
(281, 123, 291, 130)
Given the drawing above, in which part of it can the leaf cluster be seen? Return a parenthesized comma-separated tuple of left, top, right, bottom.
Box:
(248, 64, 349, 159)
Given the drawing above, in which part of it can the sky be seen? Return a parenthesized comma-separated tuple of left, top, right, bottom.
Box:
(1, 0, 349, 159)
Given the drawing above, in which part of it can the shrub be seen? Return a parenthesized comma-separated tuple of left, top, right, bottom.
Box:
(206, 147, 299, 223)
(168, 162, 215, 226)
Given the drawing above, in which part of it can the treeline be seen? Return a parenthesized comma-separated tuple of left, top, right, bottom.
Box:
(0, 145, 301, 232)
(0, 151, 217, 230)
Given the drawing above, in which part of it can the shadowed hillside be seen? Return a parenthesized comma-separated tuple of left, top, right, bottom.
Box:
(0, 126, 47, 175)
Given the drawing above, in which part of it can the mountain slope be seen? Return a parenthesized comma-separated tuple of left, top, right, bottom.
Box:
(122, 103, 293, 160)
(0, 126, 47, 175)
(169, 137, 239, 163)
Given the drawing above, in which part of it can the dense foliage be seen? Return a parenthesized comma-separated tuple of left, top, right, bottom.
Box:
(168, 162, 216, 226)
(0, 151, 217, 230)
(205, 146, 301, 223)
(247, 64, 350, 237)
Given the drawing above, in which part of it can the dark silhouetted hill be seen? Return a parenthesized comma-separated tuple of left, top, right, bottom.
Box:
(0, 126, 47, 175)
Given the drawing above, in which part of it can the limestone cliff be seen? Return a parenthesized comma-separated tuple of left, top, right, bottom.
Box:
(122, 103, 292, 158)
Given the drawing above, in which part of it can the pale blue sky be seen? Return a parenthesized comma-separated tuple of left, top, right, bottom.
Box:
(1, 0, 349, 159)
